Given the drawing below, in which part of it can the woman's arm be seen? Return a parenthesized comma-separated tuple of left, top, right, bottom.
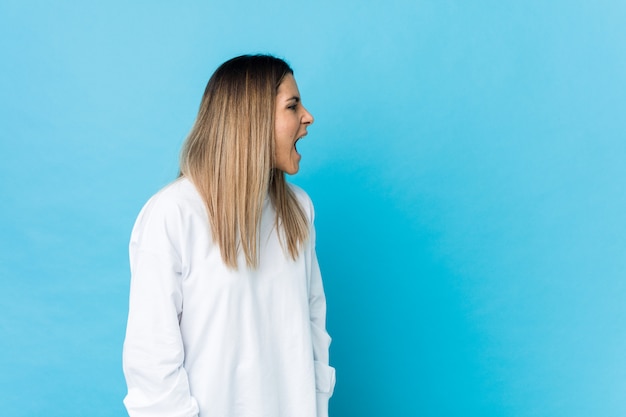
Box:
(122, 197, 199, 417)
(307, 216, 336, 417)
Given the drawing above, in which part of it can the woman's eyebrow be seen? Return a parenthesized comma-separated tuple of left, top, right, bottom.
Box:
(286, 96, 300, 103)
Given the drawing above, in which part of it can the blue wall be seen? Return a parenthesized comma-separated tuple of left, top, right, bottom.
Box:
(1, 1, 625, 416)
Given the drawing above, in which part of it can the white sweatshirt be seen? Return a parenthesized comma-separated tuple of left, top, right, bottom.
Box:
(122, 178, 335, 417)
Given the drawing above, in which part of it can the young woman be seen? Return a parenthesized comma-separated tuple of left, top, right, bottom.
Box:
(122, 55, 335, 417)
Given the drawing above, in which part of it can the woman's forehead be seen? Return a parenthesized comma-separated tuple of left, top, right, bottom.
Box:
(277, 74, 300, 99)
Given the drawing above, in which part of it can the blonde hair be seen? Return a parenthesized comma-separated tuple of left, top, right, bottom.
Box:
(179, 55, 309, 269)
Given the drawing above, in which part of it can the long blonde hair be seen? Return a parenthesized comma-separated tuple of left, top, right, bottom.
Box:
(179, 55, 309, 269)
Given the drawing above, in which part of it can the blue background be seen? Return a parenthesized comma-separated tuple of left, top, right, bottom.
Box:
(1, 1, 625, 416)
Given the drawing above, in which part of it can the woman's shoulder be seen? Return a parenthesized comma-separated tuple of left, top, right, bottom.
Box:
(134, 177, 204, 227)
(287, 182, 315, 221)
(153, 177, 198, 201)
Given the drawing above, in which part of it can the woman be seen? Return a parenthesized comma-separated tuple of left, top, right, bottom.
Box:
(122, 55, 335, 417)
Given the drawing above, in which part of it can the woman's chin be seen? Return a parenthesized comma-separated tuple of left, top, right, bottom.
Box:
(285, 165, 299, 175)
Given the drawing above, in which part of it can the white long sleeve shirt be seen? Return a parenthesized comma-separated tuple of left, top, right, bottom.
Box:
(122, 178, 335, 417)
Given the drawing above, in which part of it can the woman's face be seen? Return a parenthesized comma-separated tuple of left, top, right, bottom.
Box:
(274, 73, 314, 175)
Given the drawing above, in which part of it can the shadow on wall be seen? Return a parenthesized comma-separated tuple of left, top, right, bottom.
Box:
(305, 165, 491, 417)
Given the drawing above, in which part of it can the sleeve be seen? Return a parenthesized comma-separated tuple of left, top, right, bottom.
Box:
(307, 205, 336, 417)
(122, 197, 200, 417)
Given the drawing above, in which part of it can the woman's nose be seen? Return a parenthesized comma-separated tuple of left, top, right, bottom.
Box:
(302, 107, 314, 125)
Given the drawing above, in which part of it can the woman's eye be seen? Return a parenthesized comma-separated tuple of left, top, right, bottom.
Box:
(287, 104, 297, 111)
